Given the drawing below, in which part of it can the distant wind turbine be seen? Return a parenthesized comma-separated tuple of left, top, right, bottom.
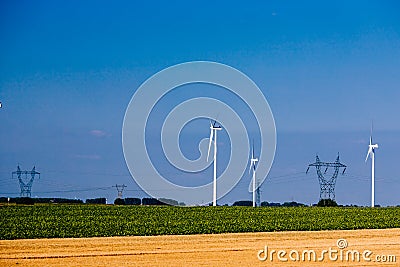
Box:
(207, 120, 222, 206)
(249, 143, 258, 207)
(365, 124, 379, 207)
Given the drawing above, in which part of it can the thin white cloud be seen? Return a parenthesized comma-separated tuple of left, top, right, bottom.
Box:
(89, 130, 108, 137)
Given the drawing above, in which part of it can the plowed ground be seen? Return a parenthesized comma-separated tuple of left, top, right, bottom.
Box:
(0, 228, 398, 266)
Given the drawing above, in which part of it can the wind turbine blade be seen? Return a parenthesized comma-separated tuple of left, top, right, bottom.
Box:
(370, 122, 374, 144)
(365, 149, 372, 162)
(207, 129, 213, 162)
(249, 161, 253, 174)
(252, 142, 255, 159)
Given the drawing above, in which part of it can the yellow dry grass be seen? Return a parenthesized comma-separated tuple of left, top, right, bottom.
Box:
(0, 228, 399, 266)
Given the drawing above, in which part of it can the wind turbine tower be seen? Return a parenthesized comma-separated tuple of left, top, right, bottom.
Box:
(249, 144, 259, 207)
(365, 125, 378, 207)
(207, 121, 222, 206)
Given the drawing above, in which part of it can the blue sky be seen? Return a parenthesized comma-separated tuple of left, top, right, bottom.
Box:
(0, 1, 399, 206)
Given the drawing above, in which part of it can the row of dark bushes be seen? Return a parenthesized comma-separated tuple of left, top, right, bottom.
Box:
(0, 197, 83, 205)
(113, 197, 185, 206)
(231, 200, 308, 207)
(1, 197, 342, 207)
(0, 197, 185, 206)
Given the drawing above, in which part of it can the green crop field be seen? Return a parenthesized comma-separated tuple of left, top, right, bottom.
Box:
(0, 205, 399, 240)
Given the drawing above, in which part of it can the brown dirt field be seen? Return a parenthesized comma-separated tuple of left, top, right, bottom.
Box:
(0, 228, 398, 267)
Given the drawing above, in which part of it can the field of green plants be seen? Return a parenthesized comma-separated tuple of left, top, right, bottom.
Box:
(1, 205, 399, 240)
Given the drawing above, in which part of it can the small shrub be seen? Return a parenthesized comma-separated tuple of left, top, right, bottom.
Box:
(124, 198, 141, 205)
(317, 199, 338, 207)
(114, 198, 125, 205)
(15, 197, 34, 205)
(232, 200, 253, 206)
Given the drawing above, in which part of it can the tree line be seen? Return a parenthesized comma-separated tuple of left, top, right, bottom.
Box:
(1, 197, 344, 207)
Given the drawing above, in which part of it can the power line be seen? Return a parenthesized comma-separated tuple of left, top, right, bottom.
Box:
(12, 165, 40, 197)
(0, 186, 113, 195)
(306, 154, 347, 200)
(113, 184, 127, 198)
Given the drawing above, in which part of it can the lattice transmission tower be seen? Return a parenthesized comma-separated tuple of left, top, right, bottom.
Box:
(113, 184, 127, 198)
(256, 186, 261, 207)
(306, 154, 346, 200)
(12, 165, 40, 197)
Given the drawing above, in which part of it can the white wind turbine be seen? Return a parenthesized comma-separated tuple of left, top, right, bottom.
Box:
(365, 124, 378, 207)
(249, 143, 258, 207)
(207, 120, 222, 206)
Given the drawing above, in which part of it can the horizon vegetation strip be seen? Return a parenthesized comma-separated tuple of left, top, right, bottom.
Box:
(0, 205, 399, 240)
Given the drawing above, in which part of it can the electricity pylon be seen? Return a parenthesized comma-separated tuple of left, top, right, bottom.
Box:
(306, 154, 346, 200)
(113, 184, 127, 198)
(12, 165, 40, 197)
(256, 186, 261, 207)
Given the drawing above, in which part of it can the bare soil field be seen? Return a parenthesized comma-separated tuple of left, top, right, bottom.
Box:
(0, 228, 398, 267)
